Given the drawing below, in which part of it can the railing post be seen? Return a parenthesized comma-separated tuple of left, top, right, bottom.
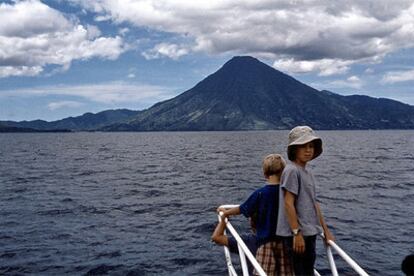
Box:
(313, 269, 322, 276)
(238, 243, 250, 276)
(218, 215, 237, 276)
(326, 244, 339, 276)
(224, 244, 237, 276)
(225, 221, 267, 276)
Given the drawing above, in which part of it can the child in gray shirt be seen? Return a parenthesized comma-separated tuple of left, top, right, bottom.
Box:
(277, 126, 335, 275)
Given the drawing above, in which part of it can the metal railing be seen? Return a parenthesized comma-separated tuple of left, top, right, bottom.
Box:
(216, 204, 369, 276)
(217, 204, 266, 276)
(325, 239, 369, 276)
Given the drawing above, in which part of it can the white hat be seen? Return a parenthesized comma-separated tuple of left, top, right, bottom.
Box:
(287, 126, 322, 161)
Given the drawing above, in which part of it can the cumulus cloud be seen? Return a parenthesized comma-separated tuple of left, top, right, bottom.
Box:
(381, 69, 414, 83)
(273, 58, 353, 76)
(0, 0, 126, 78)
(0, 82, 175, 104)
(0, 66, 43, 78)
(68, 0, 414, 75)
(142, 43, 189, 60)
(340, 75, 364, 89)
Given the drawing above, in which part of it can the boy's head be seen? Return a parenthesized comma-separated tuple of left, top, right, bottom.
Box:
(262, 154, 286, 178)
(287, 126, 323, 161)
(402, 254, 414, 276)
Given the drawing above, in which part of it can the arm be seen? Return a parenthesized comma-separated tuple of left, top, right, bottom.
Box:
(211, 218, 229, 246)
(217, 206, 241, 218)
(284, 190, 305, 254)
(315, 202, 335, 243)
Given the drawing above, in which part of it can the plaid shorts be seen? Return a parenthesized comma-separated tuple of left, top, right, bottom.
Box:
(254, 239, 294, 276)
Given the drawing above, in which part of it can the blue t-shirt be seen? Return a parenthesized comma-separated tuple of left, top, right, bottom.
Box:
(228, 233, 258, 275)
(239, 184, 280, 245)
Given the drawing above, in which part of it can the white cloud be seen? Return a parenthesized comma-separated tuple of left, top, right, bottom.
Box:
(344, 75, 364, 89)
(381, 69, 414, 83)
(119, 27, 130, 36)
(273, 58, 353, 76)
(0, 0, 126, 78)
(48, 100, 84, 110)
(0, 82, 176, 104)
(364, 68, 374, 74)
(347, 75, 361, 83)
(142, 43, 189, 60)
(0, 66, 43, 78)
(312, 75, 364, 90)
(68, 0, 414, 75)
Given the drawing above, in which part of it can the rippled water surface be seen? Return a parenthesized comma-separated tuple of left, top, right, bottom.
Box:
(0, 131, 413, 275)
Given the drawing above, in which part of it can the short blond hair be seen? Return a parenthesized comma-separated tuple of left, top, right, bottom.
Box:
(262, 154, 286, 178)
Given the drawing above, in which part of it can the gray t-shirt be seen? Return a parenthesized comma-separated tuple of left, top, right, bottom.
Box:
(276, 162, 323, 236)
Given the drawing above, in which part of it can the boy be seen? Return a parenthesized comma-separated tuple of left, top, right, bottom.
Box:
(276, 126, 334, 275)
(211, 213, 259, 275)
(218, 154, 293, 276)
(402, 254, 414, 276)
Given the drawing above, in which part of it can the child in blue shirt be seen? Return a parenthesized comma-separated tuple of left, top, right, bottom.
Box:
(218, 154, 294, 276)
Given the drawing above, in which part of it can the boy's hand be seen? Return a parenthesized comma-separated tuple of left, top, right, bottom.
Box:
(324, 229, 335, 244)
(293, 234, 305, 254)
(216, 207, 228, 218)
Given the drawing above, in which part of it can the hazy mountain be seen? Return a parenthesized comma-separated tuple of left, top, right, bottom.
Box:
(102, 56, 414, 131)
(1, 109, 139, 132)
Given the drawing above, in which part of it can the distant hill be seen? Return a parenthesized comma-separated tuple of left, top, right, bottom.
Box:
(0, 124, 39, 132)
(0, 109, 139, 132)
(102, 56, 414, 131)
(0, 124, 70, 133)
(2, 56, 414, 132)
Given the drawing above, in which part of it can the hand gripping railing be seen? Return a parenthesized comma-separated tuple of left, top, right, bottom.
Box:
(217, 204, 369, 276)
(217, 205, 266, 276)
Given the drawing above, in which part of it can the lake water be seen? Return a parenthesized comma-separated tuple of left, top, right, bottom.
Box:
(0, 131, 413, 275)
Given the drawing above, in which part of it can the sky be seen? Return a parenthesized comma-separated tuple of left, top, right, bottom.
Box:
(1, 0, 414, 121)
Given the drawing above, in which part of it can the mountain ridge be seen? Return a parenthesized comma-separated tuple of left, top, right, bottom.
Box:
(1, 109, 139, 131)
(2, 56, 414, 131)
(101, 56, 414, 131)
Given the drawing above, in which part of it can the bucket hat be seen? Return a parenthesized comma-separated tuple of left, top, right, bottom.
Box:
(287, 126, 322, 161)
